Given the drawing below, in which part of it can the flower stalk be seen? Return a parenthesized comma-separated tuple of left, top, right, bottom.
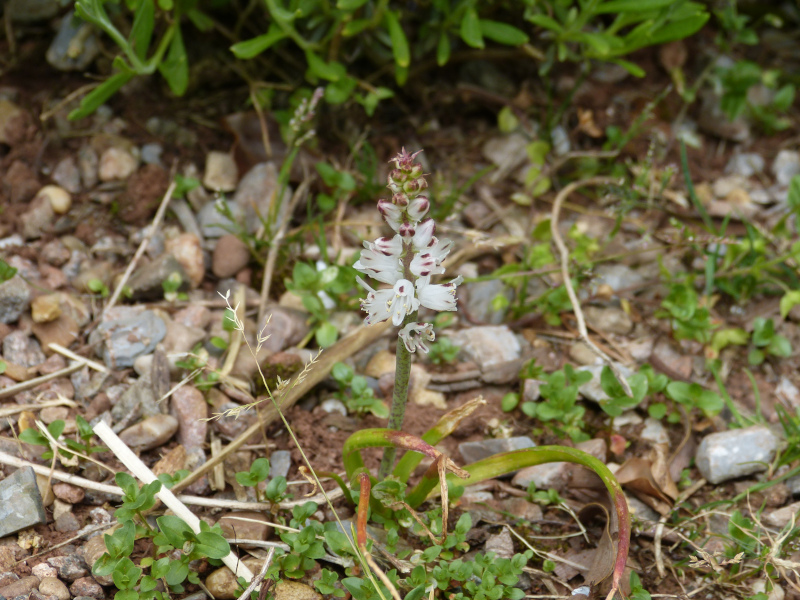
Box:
(355, 148, 461, 479)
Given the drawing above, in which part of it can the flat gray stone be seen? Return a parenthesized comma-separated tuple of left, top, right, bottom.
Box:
(92, 310, 166, 368)
(0, 276, 30, 324)
(197, 199, 243, 238)
(46, 11, 99, 71)
(696, 425, 779, 484)
(459, 436, 536, 464)
(0, 467, 47, 537)
(450, 325, 522, 384)
(463, 279, 513, 325)
(269, 450, 292, 479)
(126, 254, 189, 301)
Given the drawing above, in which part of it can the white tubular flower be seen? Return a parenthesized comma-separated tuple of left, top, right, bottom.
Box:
(407, 196, 430, 221)
(358, 276, 420, 326)
(415, 275, 463, 312)
(399, 322, 435, 353)
(377, 200, 403, 231)
(354, 236, 403, 284)
(411, 219, 435, 250)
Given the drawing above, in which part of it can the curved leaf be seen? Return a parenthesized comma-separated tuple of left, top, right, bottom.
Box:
(384, 10, 410, 68)
(460, 8, 484, 49)
(479, 20, 529, 45)
(230, 24, 287, 59)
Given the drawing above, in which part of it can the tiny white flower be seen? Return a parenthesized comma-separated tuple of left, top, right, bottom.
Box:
(411, 219, 435, 249)
(354, 236, 403, 284)
(399, 322, 435, 353)
(416, 275, 463, 312)
(407, 196, 430, 221)
(357, 276, 420, 326)
(377, 200, 403, 231)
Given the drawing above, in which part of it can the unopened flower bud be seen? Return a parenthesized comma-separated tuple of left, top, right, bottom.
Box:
(407, 197, 429, 221)
(409, 164, 423, 178)
(392, 192, 409, 207)
(378, 199, 403, 229)
(398, 221, 415, 239)
(389, 169, 405, 184)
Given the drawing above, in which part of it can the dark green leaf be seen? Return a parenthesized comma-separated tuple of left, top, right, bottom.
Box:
(316, 322, 338, 348)
(384, 10, 410, 68)
(69, 71, 135, 121)
(129, 0, 154, 61)
(460, 8, 484, 49)
(436, 33, 451, 66)
(230, 24, 287, 59)
(158, 26, 189, 96)
(479, 20, 529, 45)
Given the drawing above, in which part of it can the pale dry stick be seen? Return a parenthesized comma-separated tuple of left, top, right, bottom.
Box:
(364, 552, 403, 600)
(550, 176, 633, 396)
(249, 85, 272, 159)
(235, 547, 275, 600)
(170, 319, 391, 495)
(48, 343, 109, 373)
(257, 177, 311, 326)
(103, 180, 177, 318)
(91, 421, 255, 581)
(218, 285, 247, 379)
(0, 449, 342, 510)
(0, 364, 84, 400)
(0, 397, 77, 419)
(653, 473, 707, 578)
(506, 525, 590, 572)
(39, 83, 99, 121)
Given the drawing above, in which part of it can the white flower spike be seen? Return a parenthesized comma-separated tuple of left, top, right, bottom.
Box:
(355, 148, 461, 329)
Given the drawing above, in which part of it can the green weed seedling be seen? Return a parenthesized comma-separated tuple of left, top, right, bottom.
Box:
(598, 365, 648, 417)
(286, 262, 358, 348)
(315, 162, 357, 214)
(331, 362, 388, 418)
(748, 317, 792, 366)
(521, 365, 593, 442)
(657, 281, 717, 344)
(235, 457, 290, 505)
(426, 338, 460, 366)
(94, 473, 230, 600)
(161, 271, 187, 302)
(87, 278, 110, 298)
(19, 417, 107, 461)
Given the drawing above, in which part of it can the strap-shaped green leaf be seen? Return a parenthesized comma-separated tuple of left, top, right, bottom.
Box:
(230, 24, 287, 59)
(460, 7, 484, 49)
(385, 10, 410, 68)
(129, 0, 154, 61)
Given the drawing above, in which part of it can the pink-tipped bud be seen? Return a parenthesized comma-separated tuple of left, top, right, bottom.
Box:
(392, 192, 409, 207)
(409, 164, 423, 178)
(398, 221, 415, 239)
(407, 197, 430, 221)
(377, 199, 403, 228)
(389, 169, 405, 183)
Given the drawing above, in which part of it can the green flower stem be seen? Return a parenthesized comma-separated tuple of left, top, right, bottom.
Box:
(378, 319, 414, 480)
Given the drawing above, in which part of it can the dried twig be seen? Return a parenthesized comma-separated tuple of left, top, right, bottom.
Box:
(549, 176, 632, 396)
(103, 180, 177, 318)
(48, 343, 109, 373)
(257, 177, 311, 326)
(0, 397, 77, 418)
(236, 548, 275, 600)
(0, 364, 85, 400)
